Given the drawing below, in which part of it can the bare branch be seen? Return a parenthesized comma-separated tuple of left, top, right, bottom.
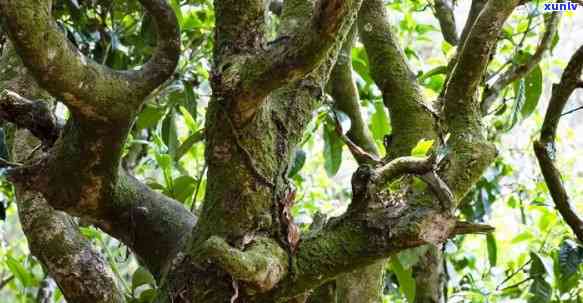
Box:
(534, 45, 583, 242)
(481, 11, 561, 114)
(433, 0, 459, 46)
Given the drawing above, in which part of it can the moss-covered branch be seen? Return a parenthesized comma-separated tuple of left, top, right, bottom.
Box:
(2, 41, 124, 302)
(443, 0, 519, 126)
(534, 45, 583, 242)
(220, 0, 362, 124)
(458, 0, 487, 48)
(358, 0, 435, 158)
(1, 0, 194, 279)
(198, 236, 289, 293)
(0, 0, 180, 122)
(326, 27, 384, 303)
(328, 27, 379, 161)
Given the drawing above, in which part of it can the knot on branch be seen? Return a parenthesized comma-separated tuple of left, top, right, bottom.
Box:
(199, 236, 289, 294)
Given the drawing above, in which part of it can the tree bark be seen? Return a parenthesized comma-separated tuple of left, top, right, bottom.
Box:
(0, 0, 524, 302)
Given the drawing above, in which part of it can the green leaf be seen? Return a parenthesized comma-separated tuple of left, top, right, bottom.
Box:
(139, 288, 158, 303)
(132, 266, 156, 291)
(334, 110, 352, 135)
(418, 65, 448, 82)
(390, 257, 416, 303)
(411, 139, 434, 157)
(288, 149, 307, 178)
(161, 108, 179, 158)
(530, 252, 554, 282)
(486, 233, 498, 267)
(508, 78, 526, 130)
(136, 104, 165, 130)
(176, 131, 204, 161)
(179, 106, 197, 132)
(6, 256, 35, 287)
(520, 65, 543, 119)
(352, 47, 373, 87)
(171, 176, 197, 203)
(528, 277, 552, 303)
(323, 122, 343, 177)
(371, 101, 391, 141)
(397, 246, 430, 269)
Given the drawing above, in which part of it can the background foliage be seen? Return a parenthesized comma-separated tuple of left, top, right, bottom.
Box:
(1, 0, 583, 302)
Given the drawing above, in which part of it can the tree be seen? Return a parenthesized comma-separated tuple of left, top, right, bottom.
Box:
(0, 0, 582, 302)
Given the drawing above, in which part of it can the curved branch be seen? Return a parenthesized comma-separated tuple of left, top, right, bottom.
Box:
(534, 45, 583, 242)
(0, 0, 179, 121)
(128, 0, 181, 95)
(374, 156, 434, 186)
(481, 11, 560, 114)
(0, 38, 194, 280)
(198, 236, 288, 293)
(2, 40, 124, 301)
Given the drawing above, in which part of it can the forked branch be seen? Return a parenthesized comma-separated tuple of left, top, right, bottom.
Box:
(0, 0, 180, 121)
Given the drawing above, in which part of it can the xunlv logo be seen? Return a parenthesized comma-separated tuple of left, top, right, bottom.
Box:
(543, 2, 579, 11)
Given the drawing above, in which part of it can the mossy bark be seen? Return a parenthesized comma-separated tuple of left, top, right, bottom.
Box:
(0, 0, 520, 302)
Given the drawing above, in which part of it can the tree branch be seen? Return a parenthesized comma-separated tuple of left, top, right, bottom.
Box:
(0, 0, 180, 122)
(374, 156, 434, 187)
(0, 90, 60, 146)
(433, 0, 459, 46)
(443, 0, 520, 125)
(481, 11, 561, 114)
(2, 38, 125, 301)
(534, 45, 583, 242)
(328, 27, 380, 162)
(198, 236, 288, 293)
(225, 0, 363, 124)
(358, 0, 435, 158)
(458, 0, 488, 48)
(0, 6, 194, 277)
